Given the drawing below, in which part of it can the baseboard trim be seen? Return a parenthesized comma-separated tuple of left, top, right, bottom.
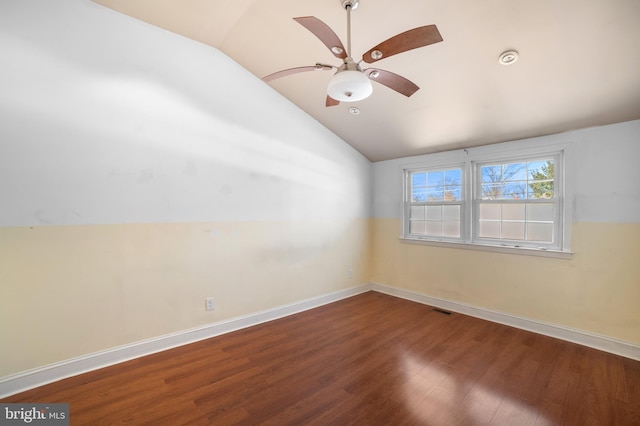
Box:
(371, 283, 640, 361)
(0, 284, 370, 399)
(4, 282, 638, 398)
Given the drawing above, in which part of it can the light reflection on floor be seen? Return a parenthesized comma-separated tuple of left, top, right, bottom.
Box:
(400, 352, 552, 425)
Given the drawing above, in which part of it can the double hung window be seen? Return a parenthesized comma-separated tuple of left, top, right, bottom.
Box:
(406, 167, 463, 240)
(475, 157, 559, 248)
(403, 144, 570, 255)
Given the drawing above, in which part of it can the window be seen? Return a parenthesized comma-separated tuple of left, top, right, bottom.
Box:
(474, 156, 560, 250)
(402, 143, 571, 256)
(406, 167, 463, 240)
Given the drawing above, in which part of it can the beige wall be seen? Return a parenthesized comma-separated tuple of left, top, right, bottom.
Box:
(0, 220, 370, 377)
(370, 219, 640, 344)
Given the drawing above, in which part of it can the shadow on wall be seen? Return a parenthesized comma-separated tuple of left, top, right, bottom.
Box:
(0, 0, 371, 228)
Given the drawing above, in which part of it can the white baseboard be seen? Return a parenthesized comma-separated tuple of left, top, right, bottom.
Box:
(3, 282, 637, 398)
(0, 284, 370, 399)
(370, 282, 640, 361)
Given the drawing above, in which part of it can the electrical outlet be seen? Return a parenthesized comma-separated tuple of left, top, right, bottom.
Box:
(348, 268, 353, 279)
(205, 297, 215, 311)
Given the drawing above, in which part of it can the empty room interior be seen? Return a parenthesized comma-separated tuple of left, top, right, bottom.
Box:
(1, 0, 639, 424)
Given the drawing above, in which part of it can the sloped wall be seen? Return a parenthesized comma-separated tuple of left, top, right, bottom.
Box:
(0, 0, 371, 377)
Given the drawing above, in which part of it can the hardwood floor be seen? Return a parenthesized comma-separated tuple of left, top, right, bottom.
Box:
(3, 292, 639, 425)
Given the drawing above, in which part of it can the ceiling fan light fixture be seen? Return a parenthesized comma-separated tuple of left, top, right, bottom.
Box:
(327, 70, 373, 102)
(331, 46, 344, 55)
(370, 50, 383, 60)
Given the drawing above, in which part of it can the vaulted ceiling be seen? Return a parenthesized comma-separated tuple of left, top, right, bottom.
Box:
(92, 0, 640, 161)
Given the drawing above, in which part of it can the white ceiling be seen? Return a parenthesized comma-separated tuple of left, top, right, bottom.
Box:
(91, 0, 640, 162)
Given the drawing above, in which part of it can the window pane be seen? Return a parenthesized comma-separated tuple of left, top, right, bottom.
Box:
(444, 170, 462, 201)
(427, 171, 444, 201)
(502, 222, 525, 240)
(503, 163, 526, 181)
(482, 165, 501, 183)
(442, 221, 460, 238)
(447, 188, 461, 201)
(527, 203, 554, 221)
(528, 160, 553, 176)
(503, 183, 526, 199)
(427, 171, 443, 187)
(411, 188, 426, 202)
(445, 169, 461, 182)
(410, 206, 425, 219)
(410, 220, 426, 234)
(425, 205, 442, 220)
(528, 160, 554, 199)
(528, 182, 554, 199)
(479, 221, 500, 238)
(481, 183, 502, 200)
(527, 223, 553, 242)
(427, 188, 444, 200)
(412, 172, 426, 187)
(411, 172, 427, 202)
(502, 203, 525, 221)
(442, 205, 460, 221)
(479, 204, 500, 220)
(426, 222, 442, 237)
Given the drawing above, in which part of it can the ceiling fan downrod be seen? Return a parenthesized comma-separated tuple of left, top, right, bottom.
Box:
(327, 0, 371, 102)
(340, 0, 358, 58)
(336, 0, 362, 73)
(341, 0, 358, 60)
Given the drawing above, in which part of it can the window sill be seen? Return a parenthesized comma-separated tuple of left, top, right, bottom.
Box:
(399, 237, 573, 259)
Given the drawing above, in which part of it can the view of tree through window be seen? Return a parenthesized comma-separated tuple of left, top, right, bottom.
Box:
(480, 160, 554, 200)
(529, 160, 554, 198)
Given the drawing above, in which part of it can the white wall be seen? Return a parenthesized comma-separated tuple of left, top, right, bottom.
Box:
(0, 0, 371, 227)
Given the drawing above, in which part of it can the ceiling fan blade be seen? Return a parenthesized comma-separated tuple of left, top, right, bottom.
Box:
(326, 96, 340, 107)
(365, 69, 420, 97)
(262, 64, 333, 82)
(293, 17, 348, 60)
(362, 25, 443, 64)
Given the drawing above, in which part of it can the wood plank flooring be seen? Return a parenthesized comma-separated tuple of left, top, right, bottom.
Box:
(3, 292, 640, 425)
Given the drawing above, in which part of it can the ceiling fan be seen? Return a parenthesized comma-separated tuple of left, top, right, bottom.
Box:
(262, 0, 442, 107)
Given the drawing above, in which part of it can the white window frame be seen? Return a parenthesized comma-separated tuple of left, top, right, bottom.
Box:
(404, 164, 466, 242)
(472, 153, 563, 250)
(401, 138, 573, 259)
